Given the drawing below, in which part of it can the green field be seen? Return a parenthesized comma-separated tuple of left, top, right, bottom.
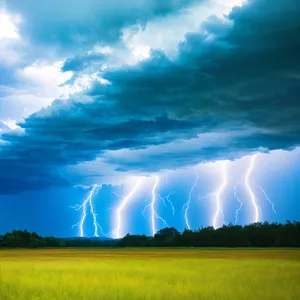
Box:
(0, 248, 299, 300)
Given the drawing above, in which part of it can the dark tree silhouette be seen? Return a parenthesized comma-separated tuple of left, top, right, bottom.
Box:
(117, 234, 151, 247)
(0, 222, 299, 248)
(154, 227, 180, 246)
(117, 222, 300, 248)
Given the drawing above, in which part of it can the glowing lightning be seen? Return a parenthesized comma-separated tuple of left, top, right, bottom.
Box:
(257, 185, 276, 214)
(114, 178, 143, 239)
(155, 214, 169, 228)
(198, 193, 214, 202)
(158, 192, 176, 215)
(245, 155, 260, 223)
(89, 187, 101, 237)
(213, 163, 227, 229)
(70, 184, 100, 237)
(183, 175, 199, 230)
(142, 204, 151, 220)
(150, 176, 160, 235)
(141, 195, 151, 220)
(143, 176, 171, 236)
(233, 184, 243, 225)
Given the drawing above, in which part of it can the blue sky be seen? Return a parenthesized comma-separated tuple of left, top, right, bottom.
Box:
(0, 0, 299, 237)
(0, 150, 299, 237)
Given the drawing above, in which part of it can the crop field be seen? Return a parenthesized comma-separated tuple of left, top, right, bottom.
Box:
(0, 248, 299, 300)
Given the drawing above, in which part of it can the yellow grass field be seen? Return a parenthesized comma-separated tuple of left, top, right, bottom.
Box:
(0, 248, 299, 300)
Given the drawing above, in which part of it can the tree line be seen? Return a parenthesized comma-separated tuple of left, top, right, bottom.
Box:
(0, 222, 299, 248)
(118, 221, 300, 247)
(0, 230, 117, 248)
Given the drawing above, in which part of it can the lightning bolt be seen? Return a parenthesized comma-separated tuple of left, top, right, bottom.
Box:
(142, 176, 170, 236)
(70, 184, 101, 237)
(150, 176, 160, 235)
(198, 193, 214, 202)
(233, 184, 243, 225)
(114, 178, 143, 239)
(158, 192, 176, 215)
(141, 195, 152, 220)
(257, 185, 276, 214)
(155, 214, 169, 229)
(213, 162, 227, 229)
(245, 155, 260, 223)
(142, 204, 151, 220)
(143, 193, 175, 220)
(89, 186, 101, 237)
(183, 175, 199, 230)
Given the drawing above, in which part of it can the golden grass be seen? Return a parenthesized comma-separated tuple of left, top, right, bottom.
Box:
(0, 248, 299, 300)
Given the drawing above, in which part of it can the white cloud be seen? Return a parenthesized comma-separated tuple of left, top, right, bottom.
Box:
(121, 0, 245, 60)
(1, 119, 20, 130)
(16, 62, 71, 89)
(0, 62, 75, 120)
(0, 9, 20, 40)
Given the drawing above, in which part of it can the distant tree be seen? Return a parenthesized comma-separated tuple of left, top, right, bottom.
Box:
(0, 222, 299, 249)
(117, 234, 151, 247)
(154, 227, 180, 246)
(3, 233, 17, 247)
(44, 236, 60, 247)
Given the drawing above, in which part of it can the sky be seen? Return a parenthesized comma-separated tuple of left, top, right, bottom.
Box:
(0, 0, 299, 238)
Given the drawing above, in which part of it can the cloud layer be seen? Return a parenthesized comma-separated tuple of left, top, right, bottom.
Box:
(6, 0, 202, 58)
(1, 0, 300, 193)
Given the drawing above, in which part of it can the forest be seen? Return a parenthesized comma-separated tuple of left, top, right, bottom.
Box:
(0, 222, 299, 248)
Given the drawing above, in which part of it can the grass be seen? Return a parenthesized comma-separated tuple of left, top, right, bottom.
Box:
(0, 248, 299, 300)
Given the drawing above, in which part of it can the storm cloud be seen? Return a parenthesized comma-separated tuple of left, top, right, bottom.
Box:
(1, 0, 300, 193)
(6, 0, 203, 58)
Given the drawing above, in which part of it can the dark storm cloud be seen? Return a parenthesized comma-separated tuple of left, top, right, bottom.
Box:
(106, 131, 296, 174)
(60, 53, 109, 85)
(0, 110, 201, 194)
(1, 0, 300, 193)
(2, 112, 200, 164)
(97, 0, 300, 145)
(113, 146, 240, 173)
(61, 53, 107, 73)
(6, 0, 202, 58)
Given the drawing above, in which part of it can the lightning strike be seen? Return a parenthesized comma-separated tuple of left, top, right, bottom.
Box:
(155, 214, 169, 228)
(213, 162, 227, 229)
(142, 196, 151, 219)
(114, 178, 143, 239)
(245, 155, 260, 223)
(158, 192, 176, 215)
(89, 188, 101, 237)
(142, 203, 151, 220)
(198, 193, 214, 202)
(143, 176, 171, 236)
(150, 176, 160, 235)
(233, 184, 243, 225)
(70, 184, 101, 237)
(183, 175, 199, 230)
(257, 185, 276, 214)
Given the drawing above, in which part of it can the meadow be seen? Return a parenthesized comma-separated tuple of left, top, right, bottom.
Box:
(0, 248, 299, 300)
